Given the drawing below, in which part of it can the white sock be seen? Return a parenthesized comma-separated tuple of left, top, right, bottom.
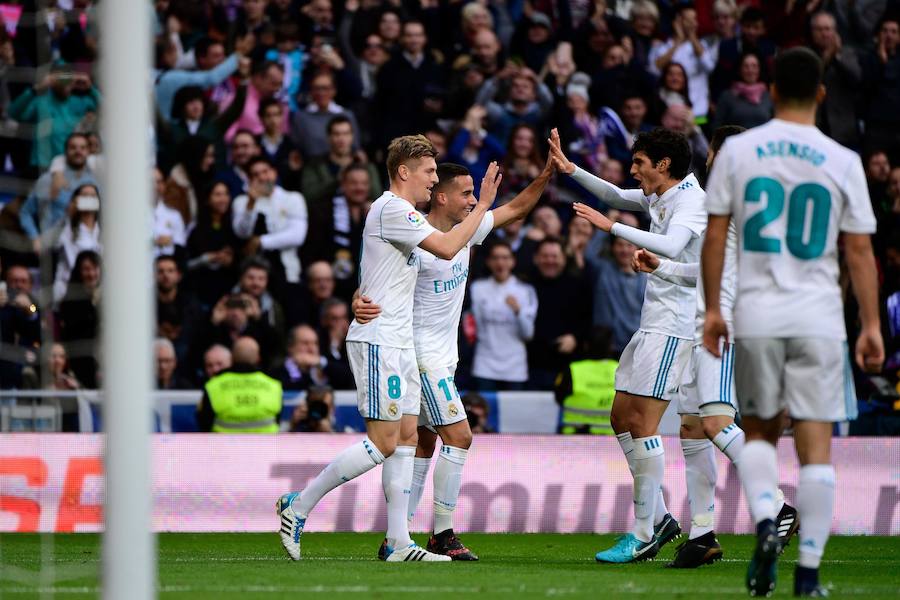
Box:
(433, 445, 467, 534)
(382, 445, 415, 549)
(797, 464, 835, 569)
(713, 422, 745, 463)
(618, 431, 667, 526)
(296, 437, 385, 517)
(407, 457, 431, 523)
(682, 438, 717, 540)
(738, 440, 779, 524)
(631, 435, 665, 543)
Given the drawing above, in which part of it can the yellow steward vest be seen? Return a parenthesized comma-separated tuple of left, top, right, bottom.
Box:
(560, 359, 617, 435)
(205, 370, 282, 433)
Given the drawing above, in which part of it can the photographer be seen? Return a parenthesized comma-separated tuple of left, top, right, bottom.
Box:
(289, 385, 335, 432)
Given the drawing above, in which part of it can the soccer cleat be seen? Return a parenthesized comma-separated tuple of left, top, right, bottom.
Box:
(276, 492, 305, 561)
(776, 503, 800, 553)
(377, 538, 389, 561)
(794, 566, 829, 597)
(665, 531, 723, 568)
(747, 520, 782, 597)
(654, 513, 683, 549)
(595, 533, 659, 564)
(384, 542, 452, 562)
(427, 529, 479, 561)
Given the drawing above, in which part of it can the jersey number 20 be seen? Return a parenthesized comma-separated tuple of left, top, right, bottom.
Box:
(743, 176, 831, 260)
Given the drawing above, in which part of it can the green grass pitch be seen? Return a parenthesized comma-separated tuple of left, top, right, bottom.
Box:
(2, 533, 899, 598)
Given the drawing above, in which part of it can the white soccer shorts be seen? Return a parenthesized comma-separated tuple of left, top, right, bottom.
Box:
(734, 337, 857, 422)
(347, 341, 420, 421)
(677, 342, 738, 417)
(417, 364, 467, 430)
(615, 330, 691, 402)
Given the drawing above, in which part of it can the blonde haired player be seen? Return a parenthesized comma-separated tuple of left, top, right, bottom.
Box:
(277, 135, 501, 562)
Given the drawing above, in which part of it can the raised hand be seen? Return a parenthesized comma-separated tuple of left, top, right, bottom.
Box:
(547, 128, 575, 175)
(573, 202, 613, 232)
(478, 161, 502, 208)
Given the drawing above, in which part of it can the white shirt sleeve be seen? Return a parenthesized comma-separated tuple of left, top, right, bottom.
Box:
(838, 157, 877, 234)
(652, 258, 699, 287)
(516, 282, 538, 341)
(379, 200, 438, 250)
(610, 222, 695, 258)
(231, 195, 257, 239)
(260, 190, 309, 250)
(470, 211, 496, 247)
(571, 166, 648, 211)
(705, 142, 735, 216)
(669, 190, 708, 237)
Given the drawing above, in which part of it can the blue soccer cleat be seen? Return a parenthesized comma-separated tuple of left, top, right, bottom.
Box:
(747, 520, 781, 597)
(276, 492, 305, 561)
(595, 533, 659, 564)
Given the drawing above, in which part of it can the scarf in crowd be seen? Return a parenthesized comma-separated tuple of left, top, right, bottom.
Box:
(732, 81, 767, 104)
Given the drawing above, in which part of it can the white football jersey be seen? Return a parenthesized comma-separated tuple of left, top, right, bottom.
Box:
(413, 211, 494, 370)
(346, 191, 437, 348)
(693, 220, 738, 341)
(639, 173, 708, 339)
(706, 119, 877, 340)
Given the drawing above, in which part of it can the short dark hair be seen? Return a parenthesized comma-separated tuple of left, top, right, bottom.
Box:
(245, 155, 275, 173)
(239, 256, 271, 277)
(433, 163, 470, 195)
(487, 239, 513, 258)
(66, 132, 89, 148)
(710, 125, 746, 155)
(193, 37, 223, 59)
(774, 47, 823, 105)
(535, 236, 564, 255)
(326, 114, 353, 135)
(340, 162, 370, 180)
(252, 60, 283, 78)
(632, 127, 692, 180)
(257, 97, 283, 120)
(740, 7, 765, 25)
(155, 255, 180, 270)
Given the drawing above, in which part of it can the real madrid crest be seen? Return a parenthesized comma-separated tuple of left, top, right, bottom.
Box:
(388, 402, 399, 417)
(448, 404, 459, 417)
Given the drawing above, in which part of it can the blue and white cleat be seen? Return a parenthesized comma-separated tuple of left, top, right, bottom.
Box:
(276, 492, 305, 561)
(595, 533, 659, 564)
(384, 542, 451, 562)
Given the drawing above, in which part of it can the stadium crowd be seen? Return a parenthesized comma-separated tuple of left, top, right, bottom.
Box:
(0, 0, 899, 431)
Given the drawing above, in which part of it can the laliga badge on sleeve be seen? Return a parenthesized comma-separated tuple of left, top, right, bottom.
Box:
(406, 211, 424, 227)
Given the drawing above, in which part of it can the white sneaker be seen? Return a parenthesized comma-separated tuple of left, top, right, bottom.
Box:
(276, 492, 305, 561)
(385, 542, 452, 562)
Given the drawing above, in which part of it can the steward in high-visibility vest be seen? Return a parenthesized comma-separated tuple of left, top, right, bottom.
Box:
(555, 326, 618, 435)
(197, 337, 283, 433)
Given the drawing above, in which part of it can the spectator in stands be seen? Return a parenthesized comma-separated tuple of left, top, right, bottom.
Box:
(155, 337, 192, 390)
(290, 385, 335, 432)
(661, 104, 709, 179)
(196, 292, 280, 369)
(185, 182, 239, 308)
(300, 114, 380, 206)
(0, 263, 39, 388)
(648, 4, 716, 123)
(500, 123, 549, 197)
(19, 133, 95, 254)
(461, 392, 495, 433)
(19, 342, 83, 432)
(217, 129, 261, 198)
(271, 324, 340, 391)
(264, 22, 305, 113)
(196, 336, 283, 433)
(318, 297, 354, 388)
(233, 256, 286, 337)
(862, 15, 900, 156)
(604, 92, 653, 166)
(155, 255, 202, 361)
(650, 61, 692, 123)
(712, 52, 773, 130)
(447, 105, 505, 186)
(704, 0, 738, 49)
(476, 65, 554, 143)
(555, 325, 618, 435)
(8, 65, 100, 171)
(53, 184, 101, 303)
(375, 20, 445, 146)
(290, 71, 361, 160)
(511, 12, 558, 74)
(156, 67, 249, 172)
(232, 156, 308, 295)
(628, 0, 661, 70)
(166, 136, 216, 223)
(867, 150, 892, 215)
(470, 241, 538, 390)
(560, 73, 609, 176)
(257, 97, 302, 191)
(527, 238, 589, 390)
(377, 9, 403, 52)
(588, 234, 646, 355)
(152, 168, 186, 259)
(154, 35, 251, 123)
(203, 344, 233, 380)
(223, 60, 288, 142)
(303, 162, 371, 299)
(530, 206, 564, 241)
(565, 216, 594, 276)
(57, 250, 101, 388)
(711, 7, 776, 102)
(300, 32, 363, 106)
(481, 199, 541, 279)
(292, 260, 336, 326)
(810, 11, 863, 149)
(339, 26, 389, 150)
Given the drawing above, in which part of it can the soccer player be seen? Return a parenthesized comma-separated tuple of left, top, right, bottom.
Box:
(354, 148, 555, 560)
(702, 48, 883, 596)
(633, 126, 799, 569)
(276, 135, 501, 562)
(549, 128, 706, 563)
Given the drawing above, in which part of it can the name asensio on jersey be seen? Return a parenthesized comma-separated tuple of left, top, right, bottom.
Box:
(755, 140, 826, 166)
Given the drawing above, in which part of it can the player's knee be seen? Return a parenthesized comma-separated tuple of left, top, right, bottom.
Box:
(451, 427, 473, 450)
(610, 408, 628, 434)
(373, 438, 398, 457)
